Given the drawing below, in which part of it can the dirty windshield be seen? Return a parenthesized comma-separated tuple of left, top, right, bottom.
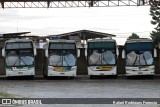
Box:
(126, 42, 154, 66)
(49, 43, 76, 66)
(5, 42, 34, 66)
(88, 42, 116, 66)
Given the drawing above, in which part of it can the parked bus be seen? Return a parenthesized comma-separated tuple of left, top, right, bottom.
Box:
(43, 40, 79, 78)
(2, 39, 36, 78)
(86, 39, 119, 78)
(123, 39, 156, 76)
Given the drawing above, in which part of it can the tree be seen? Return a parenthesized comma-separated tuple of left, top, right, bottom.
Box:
(127, 33, 140, 40)
(149, 0, 160, 46)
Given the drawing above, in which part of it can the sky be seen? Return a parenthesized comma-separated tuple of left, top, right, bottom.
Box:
(0, 6, 155, 45)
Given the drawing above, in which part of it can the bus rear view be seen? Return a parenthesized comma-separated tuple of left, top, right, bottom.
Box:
(2, 39, 36, 77)
(123, 39, 156, 76)
(87, 39, 119, 78)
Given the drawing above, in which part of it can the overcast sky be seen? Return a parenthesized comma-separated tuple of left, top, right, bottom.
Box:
(0, 6, 155, 45)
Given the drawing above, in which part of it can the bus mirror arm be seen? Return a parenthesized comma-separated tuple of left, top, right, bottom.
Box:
(77, 49, 80, 58)
(85, 49, 87, 57)
(154, 49, 157, 57)
(34, 48, 37, 56)
(116, 47, 119, 56)
(122, 50, 125, 59)
(45, 49, 48, 57)
(2, 48, 5, 57)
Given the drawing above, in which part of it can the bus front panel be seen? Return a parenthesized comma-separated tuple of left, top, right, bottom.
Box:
(5, 42, 35, 77)
(125, 42, 155, 76)
(47, 43, 77, 77)
(87, 41, 117, 76)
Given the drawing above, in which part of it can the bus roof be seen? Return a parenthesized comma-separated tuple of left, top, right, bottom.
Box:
(87, 38, 116, 43)
(5, 39, 33, 43)
(49, 39, 76, 43)
(126, 39, 153, 44)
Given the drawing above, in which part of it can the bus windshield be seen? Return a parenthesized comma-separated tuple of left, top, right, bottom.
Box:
(125, 42, 154, 66)
(87, 42, 116, 66)
(6, 50, 34, 66)
(49, 43, 76, 67)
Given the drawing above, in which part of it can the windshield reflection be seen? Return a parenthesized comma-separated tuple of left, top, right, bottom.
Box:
(6, 50, 34, 66)
(88, 49, 116, 66)
(49, 50, 76, 66)
(126, 51, 153, 66)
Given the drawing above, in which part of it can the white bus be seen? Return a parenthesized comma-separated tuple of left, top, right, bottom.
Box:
(2, 39, 36, 77)
(86, 39, 119, 78)
(123, 39, 156, 76)
(44, 40, 79, 78)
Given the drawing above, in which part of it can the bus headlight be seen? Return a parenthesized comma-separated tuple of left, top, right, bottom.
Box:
(71, 67, 76, 71)
(48, 66, 53, 71)
(28, 67, 34, 70)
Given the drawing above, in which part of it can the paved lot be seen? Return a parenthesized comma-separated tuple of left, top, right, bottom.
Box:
(0, 76, 160, 107)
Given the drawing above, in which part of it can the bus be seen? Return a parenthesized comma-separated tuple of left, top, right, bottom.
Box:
(86, 39, 119, 78)
(2, 39, 36, 78)
(123, 39, 156, 76)
(43, 40, 79, 78)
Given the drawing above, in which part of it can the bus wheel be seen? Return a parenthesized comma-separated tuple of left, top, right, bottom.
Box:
(43, 75, 48, 79)
(29, 76, 34, 80)
(6, 77, 11, 80)
(112, 75, 118, 79)
(90, 75, 95, 79)
(126, 76, 131, 79)
(69, 76, 74, 80)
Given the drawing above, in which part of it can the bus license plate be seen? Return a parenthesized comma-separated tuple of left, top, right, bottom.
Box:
(138, 72, 143, 74)
(100, 73, 104, 75)
(18, 72, 23, 74)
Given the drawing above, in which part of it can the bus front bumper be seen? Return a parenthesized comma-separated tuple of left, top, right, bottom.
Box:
(47, 70, 76, 77)
(126, 71, 155, 76)
(6, 69, 35, 77)
(88, 66, 117, 76)
(125, 66, 155, 76)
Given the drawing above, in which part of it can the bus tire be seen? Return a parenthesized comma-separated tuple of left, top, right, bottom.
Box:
(69, 76, 74, 80)
(43, 75, 48, 79)
(112, 75, 118, 79)
(29, 76, 34, 80)
(126, 76, 131, 79)
(90, 75, 95, 79)
(6, 77, 11, 80)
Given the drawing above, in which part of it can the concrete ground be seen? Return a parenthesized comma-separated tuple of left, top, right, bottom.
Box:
(0, 75, 160, 107)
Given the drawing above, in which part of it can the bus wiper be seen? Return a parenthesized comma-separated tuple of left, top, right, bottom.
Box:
(133, 55, 138, 66)
(13, 56, 20, 66)
(20, 57, 28, 66)
(63, 56, 70, 66)
(102, 52, 108, 65)
(143, 54, 147, 65)
(56, 55, 62, 66)
(95, 54, 101, 65)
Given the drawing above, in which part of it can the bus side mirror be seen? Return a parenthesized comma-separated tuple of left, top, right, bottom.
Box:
(122, 50, 125, 59)
(34, 48, 37, 56)
(2, 48, 5, 57)
(116, 47, 119, 57)
(45, 49, 48, 57)
(154, 49, 157, 57)
(85, 49, 87, 58)
(77, 49, 80, 58)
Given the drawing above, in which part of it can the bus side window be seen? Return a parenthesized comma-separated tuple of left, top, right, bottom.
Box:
(122, 50, 125, 59)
